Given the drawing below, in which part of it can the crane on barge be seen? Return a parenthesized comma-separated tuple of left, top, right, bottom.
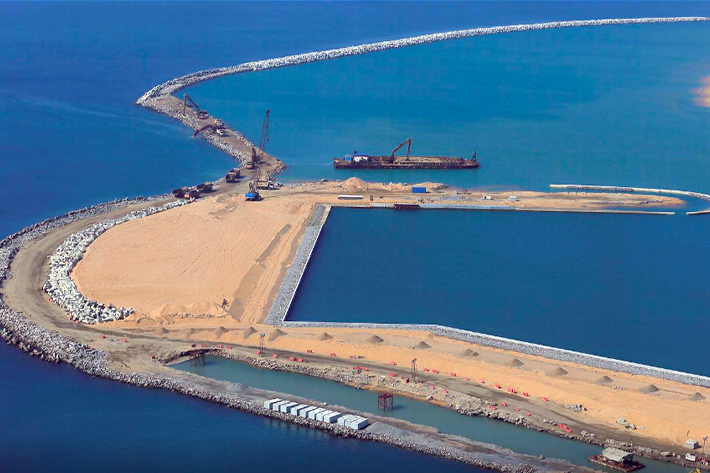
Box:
(388, 137, 412, 163)
(333, 137, 479, 170)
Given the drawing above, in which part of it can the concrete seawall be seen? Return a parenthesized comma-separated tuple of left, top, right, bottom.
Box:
(269, 207, 710, 388)
(265, 205, 331, 325)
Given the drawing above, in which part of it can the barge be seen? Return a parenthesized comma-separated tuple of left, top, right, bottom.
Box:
(589, 448, 644, 472)
(333, 138, 479, 170)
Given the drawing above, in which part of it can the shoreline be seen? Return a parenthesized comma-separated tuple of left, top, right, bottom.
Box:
(2, 16, 710, 472)
(1, 186, 708, 471)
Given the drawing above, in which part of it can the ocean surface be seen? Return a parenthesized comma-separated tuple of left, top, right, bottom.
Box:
(2, 2, 710, 471)
(183, 7, 710, 376)
(288, 208, 710, 376)
(0, 343, 477, 473)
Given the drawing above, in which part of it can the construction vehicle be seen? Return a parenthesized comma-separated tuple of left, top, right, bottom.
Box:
(333, 138, 479, 170)
(182, 93, 208, 119)
(245, 181, 262, 201)
(245, 146, 260, 170)
(196, 182, 214, 192)
(193, 124, 216, 137)
(225, 168, 241, 183)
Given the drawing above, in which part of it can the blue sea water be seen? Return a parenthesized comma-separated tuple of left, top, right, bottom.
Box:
(2, 2, 710, 471)
(183, 6, 710, 375)
(187, 21, 710, 191)
(0, 343, 478, 473)
(288, 208, 710, 376)
(177, 355, 689, 473)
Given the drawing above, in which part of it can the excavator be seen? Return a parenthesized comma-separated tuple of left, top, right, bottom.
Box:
(388, 137, 412, 163)
(182, 93, 208, 119)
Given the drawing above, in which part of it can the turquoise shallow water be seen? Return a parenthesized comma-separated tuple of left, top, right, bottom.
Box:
(187, 22, 710, 191)
(3, 2, 710, 471)
(176, 356, 688, 473)
(187, 19, 710, 376)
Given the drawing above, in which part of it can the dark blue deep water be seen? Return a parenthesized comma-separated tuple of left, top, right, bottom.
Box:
(288, 208, 710, 376)
(0, 343, 479, 473)
(3, 2, 710, 471)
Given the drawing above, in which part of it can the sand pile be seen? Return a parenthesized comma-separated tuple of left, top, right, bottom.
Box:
(462, 349, 479, 357)
(414, 341, 431, 349)
(507, 358, 524, 368)
(548, 367, 568, 377)
(366, 335, 384, 344)
(595, 375, 614, 385)
(185, 328, 196, 338)
(337, 177, 368, 192)
(214, 326, 228, 338)
(268, 328, 286, 341)
(638, 384, 660, 394)
(689, 392, 706, 402)
(153, 327, 168, 336)
(317, 332, 333, 341)
(243, 327, 257, 339)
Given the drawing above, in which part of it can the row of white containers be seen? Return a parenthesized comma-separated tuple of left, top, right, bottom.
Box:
(263, 398, 369, 430)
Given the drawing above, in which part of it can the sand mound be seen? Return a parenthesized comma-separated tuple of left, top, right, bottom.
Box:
(689, 392, 706, 402)
(414, 341, 431, 349)
(214, 326, 228, 337)
(507, 358, 524, 368)
(462, 349, 479, 357)
(337, 177, 368, 191)
(268, 328, 286, 341)
(317, 332, 333, 341)
(243, 327, 257, 339)
(595, 375, 614, 385)
(638, 384, 660, 394)
(185, 328, 196, 338)
(366, 335, 384, 344)
(548, 367, 568, 377)
(153, 327, 168, 336)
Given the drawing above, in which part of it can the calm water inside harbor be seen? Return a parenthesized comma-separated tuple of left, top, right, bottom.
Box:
(3, 1, 710, 470)
(175, 355, 689, 473)
(0, 343, 479, 473)
(288, 208, 710, 376)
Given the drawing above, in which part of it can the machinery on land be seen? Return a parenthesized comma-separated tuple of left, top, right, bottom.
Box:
(245, 181, 262, 201)
(246, 146, 261, 170)
(182, 94, 208, 119)
(225, 168, 241, 183)
(333, 138, 479, 170)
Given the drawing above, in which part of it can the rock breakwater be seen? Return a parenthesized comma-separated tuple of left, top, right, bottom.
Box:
(136, 17, 709, 106)
(43, 200, 190, 324)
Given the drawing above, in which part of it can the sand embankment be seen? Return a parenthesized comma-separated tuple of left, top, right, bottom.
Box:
(72, 178, 682, 327)
(73, 193, 311, 324)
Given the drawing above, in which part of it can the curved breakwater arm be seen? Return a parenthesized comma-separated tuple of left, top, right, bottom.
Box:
(136, 17, 710, 105)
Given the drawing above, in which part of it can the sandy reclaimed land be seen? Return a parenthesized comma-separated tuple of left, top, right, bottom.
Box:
(74, 192, 310, 324)
(105, 318, 710, 453)
(73, 178, 682, 325)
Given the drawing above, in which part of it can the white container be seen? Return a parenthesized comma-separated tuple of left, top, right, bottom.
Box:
(299, 406, 317, 418)
(338, 415, 354, 426)
(315, 410, 332, 422)
(350, 417, 369, 430)
(290, 404, 308, 416)
(308, 408, 325, 420)
(264, 398, 281, 409)
(323, 412, 342, 423)
(270, 400, 288, 412)
(280, 402, 298, 413)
